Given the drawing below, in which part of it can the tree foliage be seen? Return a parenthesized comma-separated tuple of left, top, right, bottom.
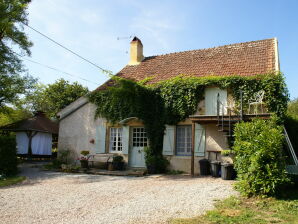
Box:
(233, 118, 290, 197)
(285, 98, 298, 155)
(0, 106, 31, 126)
(0, 0, 36, 107)
(21, 79, 89, 118)
(287, 98, 298, 120)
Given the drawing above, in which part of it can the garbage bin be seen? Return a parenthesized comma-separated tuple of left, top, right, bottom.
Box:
(221, 163, 235, 180)
(210, 161, 221, 177)
(199, 159, 210, 175)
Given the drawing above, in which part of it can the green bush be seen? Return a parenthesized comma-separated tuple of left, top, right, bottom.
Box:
(58, 149, 72, 164)
(113, 155, 124, 163)
(233, 118, 290, 197)
(144, 147, 169, 174)
(285, 116, 298, 156)
(43, 159, 63, 170)
(0, 135, 18, 176)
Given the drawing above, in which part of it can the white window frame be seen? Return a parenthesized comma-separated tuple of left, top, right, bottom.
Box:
(109, 127, 123, 153)
(176, 125, 192, 156)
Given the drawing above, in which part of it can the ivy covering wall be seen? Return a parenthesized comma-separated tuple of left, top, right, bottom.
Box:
(88, 72, 288, 172)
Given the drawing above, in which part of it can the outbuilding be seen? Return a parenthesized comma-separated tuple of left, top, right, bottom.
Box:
(0, 111, 58, 157)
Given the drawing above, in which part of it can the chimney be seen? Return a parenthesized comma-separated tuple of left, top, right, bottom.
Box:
(128, 37, 144, 65)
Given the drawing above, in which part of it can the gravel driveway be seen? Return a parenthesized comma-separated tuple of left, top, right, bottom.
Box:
(0, 163, 237, 224)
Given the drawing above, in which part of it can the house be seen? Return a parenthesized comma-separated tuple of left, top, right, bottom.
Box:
(1, 111, 58, 157)
(57, 37, 279, 174)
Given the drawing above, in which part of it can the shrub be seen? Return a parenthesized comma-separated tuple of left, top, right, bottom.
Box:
(285, 116, 298, 156)
(113, 155, 124, 163)
(0, 135, 18, 176)
(233, 118, 290, 197)
(58, 149, 72, 164)
(144, 147, 169, 174)
(44, 159, 63, 170)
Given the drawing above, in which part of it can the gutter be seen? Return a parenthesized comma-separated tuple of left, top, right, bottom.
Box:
(274, 38, 280, 71)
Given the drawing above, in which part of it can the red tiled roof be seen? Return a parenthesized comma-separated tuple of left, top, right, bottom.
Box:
(96, 38, 277, 90)
(117, 38, 277, 83)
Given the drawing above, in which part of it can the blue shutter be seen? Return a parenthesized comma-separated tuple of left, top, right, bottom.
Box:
(194, 124, 205, 157)
(95, 125, 106, 154)
(162, 125, 175, 155)
(122, 126, 130, 154)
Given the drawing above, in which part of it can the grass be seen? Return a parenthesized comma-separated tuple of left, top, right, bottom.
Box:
(172, 187, 298, 224)
(0, 176, 26, 187)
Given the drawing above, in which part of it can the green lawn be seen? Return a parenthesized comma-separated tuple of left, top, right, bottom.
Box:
(172, 188, 298, 224)
(0, 176, 26, 187)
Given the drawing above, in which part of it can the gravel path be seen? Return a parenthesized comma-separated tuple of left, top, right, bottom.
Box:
(0, 163, 237, 224)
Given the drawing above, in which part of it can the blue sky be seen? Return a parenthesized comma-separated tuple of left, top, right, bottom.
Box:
(23, 0, 298, 99)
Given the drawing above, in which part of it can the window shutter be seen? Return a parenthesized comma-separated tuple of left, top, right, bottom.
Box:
(95, 125, 106, 154)
(162, 125, 175, 155)
(194, 124, 205, 156)
(122, 126, 130, 154)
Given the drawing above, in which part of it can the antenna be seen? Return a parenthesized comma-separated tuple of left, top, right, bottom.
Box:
(116, 34, 135, 40)
(117, 35, 135, 54)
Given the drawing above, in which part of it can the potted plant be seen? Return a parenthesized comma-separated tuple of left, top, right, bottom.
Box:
(112, 155, 124, 170)
(78, 150, 90, 169)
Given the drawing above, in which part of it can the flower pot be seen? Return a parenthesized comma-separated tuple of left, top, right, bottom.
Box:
(80, 160, 89, 169)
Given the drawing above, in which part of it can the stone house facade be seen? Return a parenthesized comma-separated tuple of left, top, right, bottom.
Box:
(58, 37, 279, 174)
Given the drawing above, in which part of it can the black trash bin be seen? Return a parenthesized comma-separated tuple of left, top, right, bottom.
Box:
(210, 161, 221, 177)
(199, 159, 210, 175)
(221, 163, 235, 180)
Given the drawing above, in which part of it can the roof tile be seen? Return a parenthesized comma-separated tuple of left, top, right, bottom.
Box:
(97, 38, 277, 89)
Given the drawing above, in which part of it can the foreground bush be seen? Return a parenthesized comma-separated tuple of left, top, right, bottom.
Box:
(145, 147, 169, 174)
(233, 118, 290, 197)
(0, 135, 18, 176)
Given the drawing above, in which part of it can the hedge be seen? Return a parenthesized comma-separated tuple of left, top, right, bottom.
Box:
(0, 135, 18, 176)
(233, 118, 290, 197)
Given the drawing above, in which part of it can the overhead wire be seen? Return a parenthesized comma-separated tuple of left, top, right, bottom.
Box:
(21, 22, 112, 75)
(15, 52, 100, 86)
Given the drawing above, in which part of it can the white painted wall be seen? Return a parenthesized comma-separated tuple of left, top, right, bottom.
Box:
(58, 101, 104, 160)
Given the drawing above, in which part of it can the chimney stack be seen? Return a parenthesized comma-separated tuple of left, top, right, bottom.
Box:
(128, 37, 144, 65)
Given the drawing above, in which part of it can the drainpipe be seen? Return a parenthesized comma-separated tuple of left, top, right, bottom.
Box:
(191, 122, 195, 177)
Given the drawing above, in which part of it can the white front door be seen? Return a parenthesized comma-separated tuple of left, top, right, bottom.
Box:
(205, 87, 227, 115)
(129, 127, 147, 168)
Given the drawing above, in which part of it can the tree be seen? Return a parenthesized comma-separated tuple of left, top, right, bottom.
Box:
(0, 106, 31, 126)
(285, 98, 298, 154)
(287, 98, 298, 119)
(0, 0, 36, 107)
(22, 79, 89, 118)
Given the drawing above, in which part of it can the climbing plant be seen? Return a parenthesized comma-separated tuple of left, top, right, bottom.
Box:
(88, 72, 288, 173)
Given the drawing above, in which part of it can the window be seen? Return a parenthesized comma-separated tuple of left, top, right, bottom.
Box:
(176, 125, 192, 156)
(109, 127, 123, 152)
(132, 127, 148, 147)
